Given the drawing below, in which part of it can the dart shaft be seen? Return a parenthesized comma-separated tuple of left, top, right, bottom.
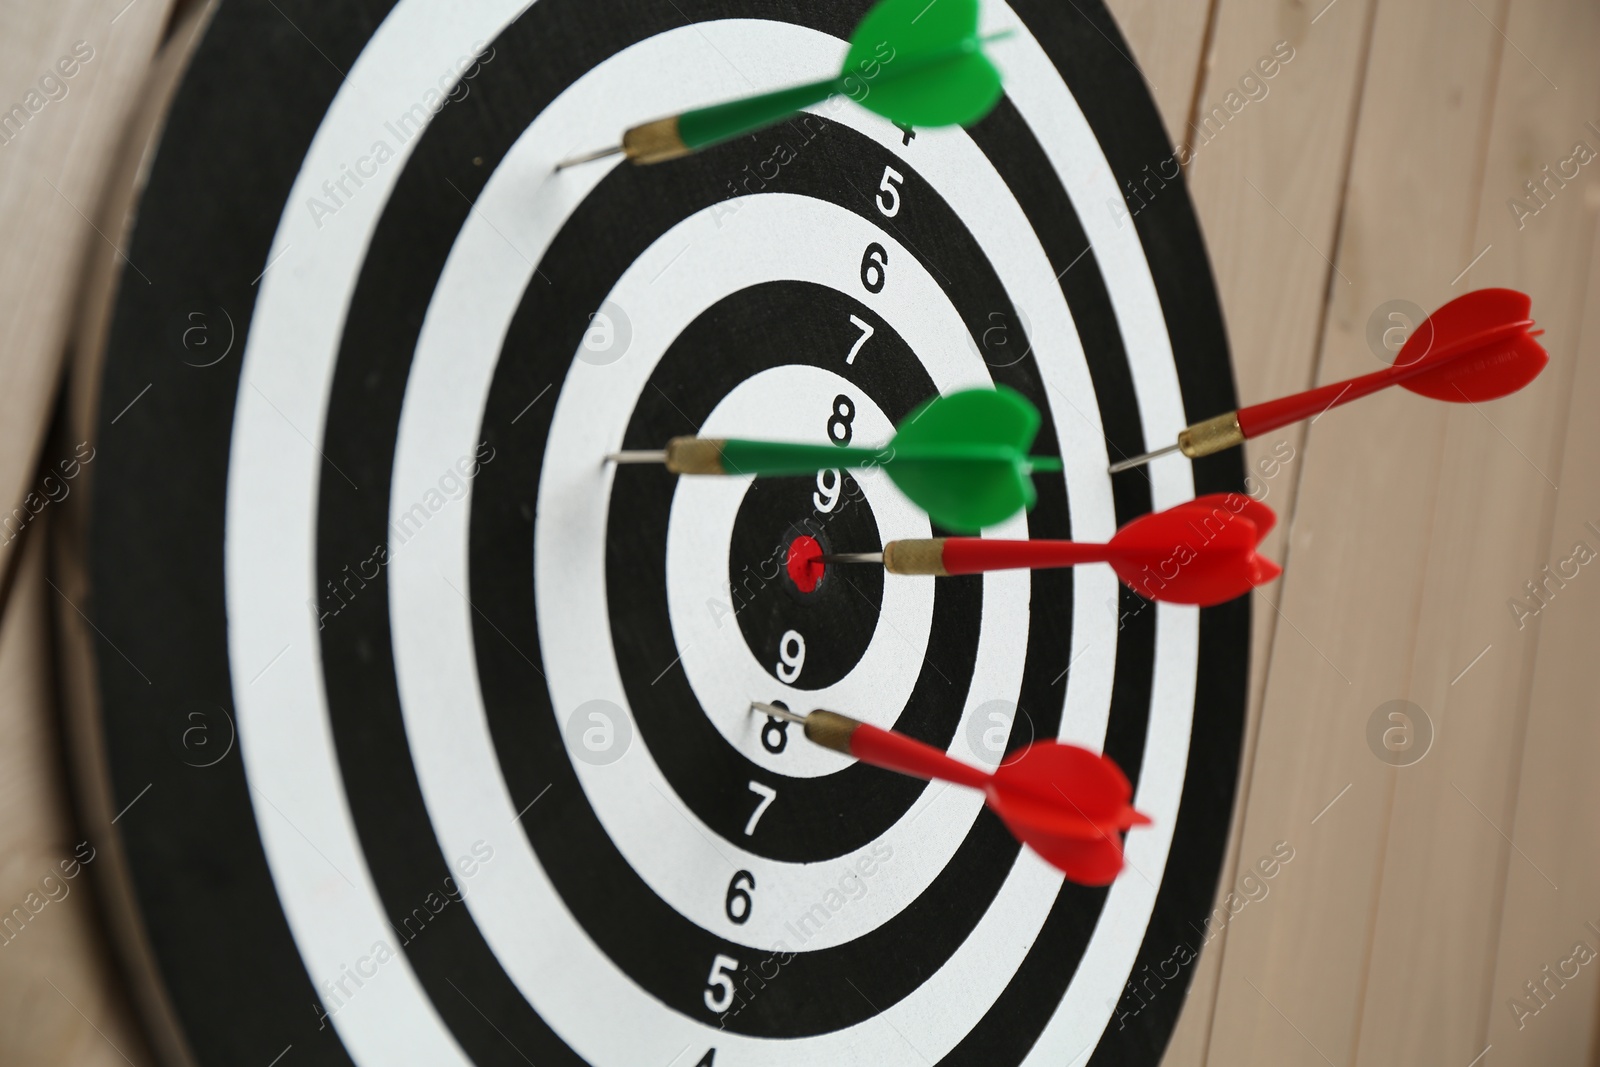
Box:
(1236, 364, 1397, 440)
(676, 76, 842, 154)
(718, 438, 887, 475)
(1235, 317, 1538, 440)
(617, 31, 1006, 164)
(849, 721, 991, 790)
(941, 537, 1109, 575)
(717, 439, 1034, 474)
(879, 537, 1111, 575)
(750, 702, 989, 790)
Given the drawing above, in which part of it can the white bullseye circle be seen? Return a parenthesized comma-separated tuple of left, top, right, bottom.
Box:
(221, 6, 1201, 1067)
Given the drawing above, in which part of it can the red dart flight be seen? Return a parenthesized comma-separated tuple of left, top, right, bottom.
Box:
(826, 493, 1281, 606)
(752, 702, 1150, 885)
(1109, 288, 1547, 472)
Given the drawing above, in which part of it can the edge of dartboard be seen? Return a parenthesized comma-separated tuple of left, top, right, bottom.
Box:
(47, 1, 1248, 1065)
(51, 5, 219, 1067)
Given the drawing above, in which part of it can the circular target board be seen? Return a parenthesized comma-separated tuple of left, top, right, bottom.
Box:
(70, 0, 1248, 1064)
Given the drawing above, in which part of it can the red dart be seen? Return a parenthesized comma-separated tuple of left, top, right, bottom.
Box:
(751, 702, 1150, 885)
(1109, 288, 1547, 472)
(825, 493, 1281, 606)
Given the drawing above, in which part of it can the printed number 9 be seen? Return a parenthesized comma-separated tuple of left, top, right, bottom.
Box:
(813, 468, 842, 513)
(776, 630, 806, 684)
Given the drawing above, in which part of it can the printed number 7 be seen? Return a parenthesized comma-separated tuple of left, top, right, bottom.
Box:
(846, 314, 873, 365)
(744, 781, 776, 835)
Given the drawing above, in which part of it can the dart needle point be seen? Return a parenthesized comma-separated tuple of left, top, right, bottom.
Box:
(555, 144, 623, 170)
(749, 701, 807, 724)
(1108, 442, 1180, 474)
(606, 450, 668, 465)
(822, 552, 885, 565)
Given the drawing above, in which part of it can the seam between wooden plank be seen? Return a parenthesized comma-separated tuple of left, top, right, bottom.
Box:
(1194, 1, 1385, 1061)
(1472, 209, 1598, 1055)
(1179, 0, 1224, 170)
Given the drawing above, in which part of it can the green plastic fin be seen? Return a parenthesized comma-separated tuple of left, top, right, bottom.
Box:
(849, 0, 981, 65)
(885, 455, 1031, 533)
(894, 386, 1040, 453)
(842, 0, 1003, 128)
(882, 387, 1044, 531)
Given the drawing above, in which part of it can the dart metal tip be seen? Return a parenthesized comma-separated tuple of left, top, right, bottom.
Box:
(554, 144, 623, 170)
(821, 552, 885, 565)
(1107, 442, 1180, 474)
(750, 701, 807, 724)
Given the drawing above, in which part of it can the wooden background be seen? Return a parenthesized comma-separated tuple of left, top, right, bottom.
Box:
(1, 0, 1597, 1063)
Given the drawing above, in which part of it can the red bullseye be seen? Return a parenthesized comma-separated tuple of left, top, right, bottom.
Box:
(785, 535, 826, 593)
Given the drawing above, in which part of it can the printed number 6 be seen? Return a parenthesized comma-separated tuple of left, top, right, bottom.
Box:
(860, 243, 888, 294)
(775, 630, 806, 684)
(725, 870, 756, 924)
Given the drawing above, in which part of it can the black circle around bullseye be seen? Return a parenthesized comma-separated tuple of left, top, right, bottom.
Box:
(607, 279, 980, 867)
(729, 471, 882, 689)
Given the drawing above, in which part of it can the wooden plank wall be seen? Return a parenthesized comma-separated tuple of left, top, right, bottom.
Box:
(0, 0, 1595, 1063)
(1109, 0, 1600, 1063)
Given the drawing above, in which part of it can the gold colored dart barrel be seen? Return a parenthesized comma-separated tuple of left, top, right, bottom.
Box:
(1176, 412, 1245, 459)
(750, 702, 862, 754)
(1108, 411, 1244, 473)
(800, 709, 863, 754)
(621, 116, 692, 164)
(663, 437, 726, 474)
(881, 539, 948, 576)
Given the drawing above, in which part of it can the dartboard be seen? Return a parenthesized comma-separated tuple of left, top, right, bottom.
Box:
(68, 0, 1248, 1064)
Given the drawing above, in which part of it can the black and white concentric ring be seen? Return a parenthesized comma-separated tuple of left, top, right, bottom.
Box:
(87, 0, 1246, 1064)
(237, 13, 1183, 1060)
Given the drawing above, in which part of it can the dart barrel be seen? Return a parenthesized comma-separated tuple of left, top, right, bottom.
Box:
(1176, 411, 1244, 459)
(800, 709, 865, 754)
(621, 116, 692, 163)
(663, 436, 727, 474)
(882, 538, 948, 575)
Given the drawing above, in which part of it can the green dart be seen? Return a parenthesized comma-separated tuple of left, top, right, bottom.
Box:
(608, 386, 1061, 533)
(556, 0, 1008, 169)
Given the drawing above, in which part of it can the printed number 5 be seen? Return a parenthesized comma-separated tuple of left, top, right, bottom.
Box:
(876, 165, 904, 217)
(704, 954, 740, 1012)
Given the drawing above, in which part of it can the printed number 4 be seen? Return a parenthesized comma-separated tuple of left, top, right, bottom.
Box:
(744, 781, 776, 835)
(846, 314, 873, 365)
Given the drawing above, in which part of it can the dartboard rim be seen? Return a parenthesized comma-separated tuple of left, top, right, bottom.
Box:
(53, 1, 1250, 1065)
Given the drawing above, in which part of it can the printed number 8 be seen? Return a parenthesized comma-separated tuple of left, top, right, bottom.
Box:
(827, 395, 855, 445)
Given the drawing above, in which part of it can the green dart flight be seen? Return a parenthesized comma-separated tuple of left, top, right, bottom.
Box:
(557, 0, 1007, 168)
(608, 386, 1061, 533)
